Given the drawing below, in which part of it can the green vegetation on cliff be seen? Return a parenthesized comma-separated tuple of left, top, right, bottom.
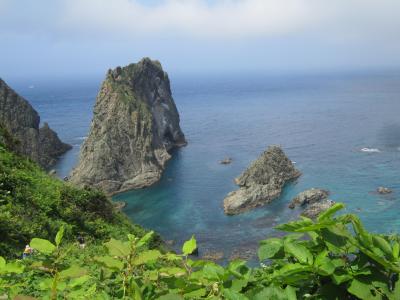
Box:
(0, 128, 148, 259)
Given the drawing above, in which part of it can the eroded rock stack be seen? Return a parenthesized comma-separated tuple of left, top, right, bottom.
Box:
(0, 78, 71, 168)
(70, 58, 186, 194)
(223, 145, 301, 215)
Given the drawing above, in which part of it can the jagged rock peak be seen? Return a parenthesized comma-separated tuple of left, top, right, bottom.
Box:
(0, 78, 71, 168)
(223, 145, 301, 215)
(70, 58, 186, 195)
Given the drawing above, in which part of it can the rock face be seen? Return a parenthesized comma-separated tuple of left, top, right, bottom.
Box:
(223, 146, 301, 215)
(70, 58, 186, 194)
(0, 78, 71, 168)
(288, 188, 330, 209)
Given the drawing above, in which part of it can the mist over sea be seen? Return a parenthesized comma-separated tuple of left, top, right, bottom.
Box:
(12, 70, 400, 261)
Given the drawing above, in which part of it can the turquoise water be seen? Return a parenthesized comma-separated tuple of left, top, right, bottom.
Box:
(12, 71, 400, 260)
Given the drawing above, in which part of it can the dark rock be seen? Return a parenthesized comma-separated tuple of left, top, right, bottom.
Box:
(70, 58, 186, 195)
(288, 188, 330, 209)
(223, 145, 301, 215)
(377, 187, 392, 194)
(0, 78, 71, 168)
(220, 157, 232, 165)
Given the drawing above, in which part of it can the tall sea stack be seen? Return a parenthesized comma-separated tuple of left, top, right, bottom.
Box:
(70, 58, 186, 194)
(0, 78, 71, 168)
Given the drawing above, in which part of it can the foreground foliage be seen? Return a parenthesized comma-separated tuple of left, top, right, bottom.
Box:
(1, 203, 400, 299)
(0, 137, 150, 259)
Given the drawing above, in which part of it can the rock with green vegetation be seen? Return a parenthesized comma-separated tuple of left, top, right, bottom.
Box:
(0, 78, 71, 168)
(70, 58, 186, 195)
(223, 145, 301, 215)
(0, 127, 150, 259)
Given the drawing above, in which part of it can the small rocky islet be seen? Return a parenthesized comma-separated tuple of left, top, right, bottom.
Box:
(288, 188, 335, 219)
(223, 145, 301, 215)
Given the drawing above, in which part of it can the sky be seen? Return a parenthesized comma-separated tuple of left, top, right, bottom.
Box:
(1, 0, 400, 79)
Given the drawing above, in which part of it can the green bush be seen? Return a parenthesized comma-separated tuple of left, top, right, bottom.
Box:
(1, 203, 400, 299)
(0, 141, 144, 259)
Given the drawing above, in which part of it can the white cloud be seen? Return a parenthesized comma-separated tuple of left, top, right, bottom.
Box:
(59, 0, 313, 39)
(1, 0, 400, 43)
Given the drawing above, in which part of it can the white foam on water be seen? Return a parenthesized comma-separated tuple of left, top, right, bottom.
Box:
(360, 147, 380, 153)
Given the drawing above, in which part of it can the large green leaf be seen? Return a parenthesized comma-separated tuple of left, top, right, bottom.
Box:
(372, 235, 393, 259)
(258, 238, 283, 261)
(284, 240, 313, 265)
(133, 249, 162, 265)
(59, 265, 87, 279)
(275, 218, 314, 232)
(95, 256, 124, 270)
(30, 238, 56, 255)
(314, 250, 336, 275)
(55, 226, 64, 247)
(202, 263, 226, 281)
(253, 286, 288, 300)
(104, 238, 130, 257)
(3, 261, 24, 274)
(274, 263, 313, 279)
(348, 279, 380, 300)
(182, 235, 197, 255)
(184, 288, 207, 298)
(136, 231, 154, 248)
(317, 203, 345, 221)
(223, 289, 249, 300)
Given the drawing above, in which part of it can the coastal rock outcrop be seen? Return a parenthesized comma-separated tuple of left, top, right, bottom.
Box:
(288, 188, 330, 209)
(290, 188, 335, 219)
(70, 58, 186, 194)
(0, 78, 71, 168)
(223, 146, 301, 215)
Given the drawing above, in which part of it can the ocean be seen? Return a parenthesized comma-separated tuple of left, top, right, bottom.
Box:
(11, 70, 400, 261)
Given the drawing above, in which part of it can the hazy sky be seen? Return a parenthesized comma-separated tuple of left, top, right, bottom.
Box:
(1, 0, 400, 79)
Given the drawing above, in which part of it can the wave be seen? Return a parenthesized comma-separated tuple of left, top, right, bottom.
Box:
(360, 147, 380, 153)
(76, 136, 87, 140)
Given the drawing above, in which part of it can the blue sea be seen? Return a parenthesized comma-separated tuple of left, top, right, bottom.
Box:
(11, 70, 400, 261)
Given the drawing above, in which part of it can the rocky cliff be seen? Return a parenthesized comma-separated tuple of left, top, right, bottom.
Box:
(223, 146, 300, 215)
(0, 78, 71, 168)
(70, 58, 186, 194)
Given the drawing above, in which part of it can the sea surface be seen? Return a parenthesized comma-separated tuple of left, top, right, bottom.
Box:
(11, 70, 400, 262)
